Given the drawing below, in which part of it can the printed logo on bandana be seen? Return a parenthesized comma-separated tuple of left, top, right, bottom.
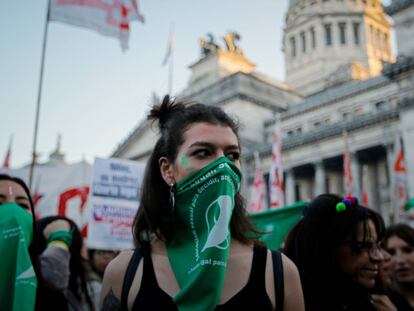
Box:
(16, 266, 36, 281)
(201, 195, 232, 252)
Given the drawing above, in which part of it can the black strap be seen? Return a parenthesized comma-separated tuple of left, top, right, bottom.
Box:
(120, 246, 144, 311)
(272, 250, 284, 311)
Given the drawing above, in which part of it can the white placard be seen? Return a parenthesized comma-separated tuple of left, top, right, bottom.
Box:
(87, 157, 145, 250)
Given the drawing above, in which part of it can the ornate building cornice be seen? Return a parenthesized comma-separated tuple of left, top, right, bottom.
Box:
(385, 0, 414, 15)
(245, 99, 414, 161)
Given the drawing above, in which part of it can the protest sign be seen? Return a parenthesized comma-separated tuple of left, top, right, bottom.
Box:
(87, 157, 145, 250)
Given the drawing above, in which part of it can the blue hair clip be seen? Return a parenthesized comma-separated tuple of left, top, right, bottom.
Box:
(336, 195, 359, 213)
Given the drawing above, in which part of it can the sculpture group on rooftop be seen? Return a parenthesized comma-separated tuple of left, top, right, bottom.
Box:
(199, 31, 244, 57)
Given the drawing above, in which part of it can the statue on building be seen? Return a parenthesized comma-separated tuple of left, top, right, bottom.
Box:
(199, 33, 221, 57)
(222, 31, 244, 56)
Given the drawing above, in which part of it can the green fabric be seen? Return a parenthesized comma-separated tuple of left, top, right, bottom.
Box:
(167, 157, 241, 311)
(404, 198, 414, 211)
(47, 230, 73, 247)
(250, 202, 306, 250)
(0, 202, 37, 311)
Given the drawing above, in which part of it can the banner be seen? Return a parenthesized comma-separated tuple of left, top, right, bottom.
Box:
(49, 0, 145, 50)
(269, 114, 285, 208)
(247, 152, 267, 213)
(250, 202, 305, 250)
(361, 165, 369, 207)
(392, 134, 410, 219)
(87, 157, 144, 250)
(5, 161, 92, 234)
(343, 131, 353, 196)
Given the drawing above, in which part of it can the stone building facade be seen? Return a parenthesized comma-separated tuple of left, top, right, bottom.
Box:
(112, 0, 414, 223)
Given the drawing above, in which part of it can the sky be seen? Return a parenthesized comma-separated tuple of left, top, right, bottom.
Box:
(0, 0, 392, 169)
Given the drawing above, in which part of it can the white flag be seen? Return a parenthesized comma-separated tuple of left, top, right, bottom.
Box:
(269, 114, 285, 208)
(343, 131, 353, 196)
(392, 134, 409, 218)
(247, 152, 267, 213)
(162, 26, 174, 66)
(49, 0, 145, 50)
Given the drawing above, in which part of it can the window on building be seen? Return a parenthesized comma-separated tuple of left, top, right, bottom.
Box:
(290, 36, 296, 57)
(375, 101, 386, 110)
(384, 33, 390, 55)
(339, 22, 346, 45)
(325, 24, 332, 46)
(310, 27, 316, 49)
(369, 25, 374, 46)
(353, 23, 360, 45)
(301, 31, 306, 53)
(342, 112, 351, 120)
(313, 121, 321, 128)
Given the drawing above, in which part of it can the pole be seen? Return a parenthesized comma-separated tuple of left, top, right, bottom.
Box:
(167, 23, 174, 95)
(168, 47, 173, 95)
(29, 0, 51, 191)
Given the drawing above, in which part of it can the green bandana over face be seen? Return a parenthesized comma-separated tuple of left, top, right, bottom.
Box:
(167, 157, 241, 311)
(0, 202, 37, 311)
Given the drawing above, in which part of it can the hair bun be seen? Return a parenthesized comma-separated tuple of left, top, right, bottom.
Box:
(148, 95, 185, 130)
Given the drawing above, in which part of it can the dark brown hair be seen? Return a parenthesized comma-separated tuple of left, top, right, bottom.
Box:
(132, 95, 260, 245)
(384, 223, 414, 248)
(283, 193, 385, 310)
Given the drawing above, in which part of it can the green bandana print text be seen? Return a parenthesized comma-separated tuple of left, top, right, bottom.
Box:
(167, 157, 241, 311)
(0, 202, 37, 311)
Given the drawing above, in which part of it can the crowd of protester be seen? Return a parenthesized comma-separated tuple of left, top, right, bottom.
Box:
(2, 96, 414, 311)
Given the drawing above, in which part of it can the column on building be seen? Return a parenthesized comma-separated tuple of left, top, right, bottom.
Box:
(285, 168, 296, 205)
(314, 160, 326, 196)
(351, 152, 361, 198)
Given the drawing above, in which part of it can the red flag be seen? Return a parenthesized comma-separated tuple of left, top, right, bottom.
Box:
(248, 152, 267, 213)
(269, 114, 285, 208)
(49, 0, 145, 50)
(392, 134, 409, 217)
(343, 131, 353, 196)
(1, 135, 13, 169)
(361, 165, 369, 207)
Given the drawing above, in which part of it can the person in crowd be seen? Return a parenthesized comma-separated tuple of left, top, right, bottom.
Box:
(0, 173, 69, 310)
(34, 215, 96, 311)
(88, 249, 118, 278)
(371, 246, 413, 310)
(283, 193, 386, 310)
(82, 249, 118, 309)
(100, 95, 305, 311)
(383, 223, 414, 309)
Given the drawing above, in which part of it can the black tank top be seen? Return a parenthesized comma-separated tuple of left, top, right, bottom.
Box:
(122, 243, 283, 311)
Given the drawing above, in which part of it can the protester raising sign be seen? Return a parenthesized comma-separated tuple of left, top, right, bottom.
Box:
(87, 157, 145, 250)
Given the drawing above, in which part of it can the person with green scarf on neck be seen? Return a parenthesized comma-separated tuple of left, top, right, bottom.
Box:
(100, 96, 304, 311)
(0, 174, 72, 310)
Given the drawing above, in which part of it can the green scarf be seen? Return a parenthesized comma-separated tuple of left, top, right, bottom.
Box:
(167, 157, 241, 311)
(0, 202, 37, 311)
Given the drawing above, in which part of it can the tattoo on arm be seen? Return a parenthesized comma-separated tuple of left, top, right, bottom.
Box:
(101, 288, 121, 311)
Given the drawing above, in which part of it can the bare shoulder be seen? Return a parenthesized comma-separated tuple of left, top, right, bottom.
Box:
(280, 253, 305, 311)
(100, 250, 133, 308)
(280, 253, 299, 276)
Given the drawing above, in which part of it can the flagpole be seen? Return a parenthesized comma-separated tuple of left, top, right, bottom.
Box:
(29, 0, 51, 191)
(168, 45, 173, 95)
(167, 24, 174, 95)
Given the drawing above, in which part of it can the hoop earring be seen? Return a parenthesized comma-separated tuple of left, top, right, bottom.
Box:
(169, 183, 175, 215)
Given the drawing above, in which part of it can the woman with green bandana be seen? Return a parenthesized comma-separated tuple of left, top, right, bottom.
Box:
(0, 174, 71, 310)
(100, 96, 304, 311)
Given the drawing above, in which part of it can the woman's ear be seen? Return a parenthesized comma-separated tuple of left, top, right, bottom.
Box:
(159, 157, 175, 185)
